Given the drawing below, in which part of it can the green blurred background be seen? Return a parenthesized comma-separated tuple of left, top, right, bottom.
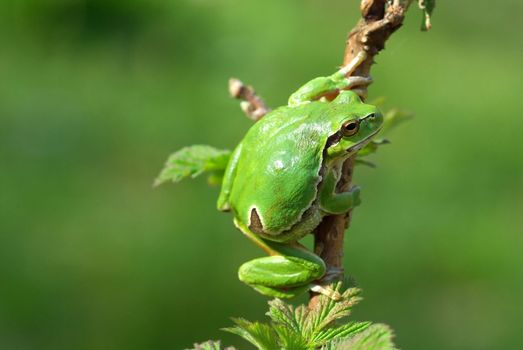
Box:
(1, 0, 522, 349)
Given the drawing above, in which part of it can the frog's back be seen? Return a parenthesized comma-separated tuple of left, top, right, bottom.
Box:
(229, 103, 336, 237)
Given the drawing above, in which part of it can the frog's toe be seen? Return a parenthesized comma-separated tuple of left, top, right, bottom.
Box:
(346, 76, 373, 88)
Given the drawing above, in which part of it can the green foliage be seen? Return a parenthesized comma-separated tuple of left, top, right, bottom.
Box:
(322, 324, 396, 350)
(222, 283, 394, 350)
(188, 340, 237, 350)
(380, 108, 414, 136)
(224, 319, 280, 350)
(154, 145, 231, 187)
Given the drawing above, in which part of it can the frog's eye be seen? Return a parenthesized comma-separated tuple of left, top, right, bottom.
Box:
(342, 120, 360, 137)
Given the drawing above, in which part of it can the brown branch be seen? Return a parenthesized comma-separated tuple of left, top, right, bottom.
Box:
(310, 0, 411, 306)
(228, 78, 271, 121)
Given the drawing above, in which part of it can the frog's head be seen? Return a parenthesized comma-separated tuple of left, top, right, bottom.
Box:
(325, 90, 383, 161)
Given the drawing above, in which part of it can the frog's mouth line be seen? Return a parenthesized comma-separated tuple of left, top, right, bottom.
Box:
(346, 127, 381, 153)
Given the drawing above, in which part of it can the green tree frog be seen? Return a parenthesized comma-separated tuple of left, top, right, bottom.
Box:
(217, 66, 383, 299)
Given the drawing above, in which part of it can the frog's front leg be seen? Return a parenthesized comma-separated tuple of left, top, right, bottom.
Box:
(238, 241, 327, 299)
(288, 52, 371, 106)
(319, 169, 361, 214)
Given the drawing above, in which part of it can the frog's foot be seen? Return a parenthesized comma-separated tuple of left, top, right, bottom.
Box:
(337, 76, 372, 101)
(288, 51, 371, 106)
(238, 254, 326, 299)
(288, 74, 372, 107)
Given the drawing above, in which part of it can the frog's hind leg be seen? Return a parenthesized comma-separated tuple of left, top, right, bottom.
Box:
(233, 218, 282, 256)
(250, 283, 311, 299)
(288, 51, 371, 106)
(238, 242, 326, 299)
(234, 220, 339, 299)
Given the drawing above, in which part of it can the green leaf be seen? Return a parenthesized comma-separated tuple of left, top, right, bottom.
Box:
(265, 283, 367, 348)
(307, 285, 362, 334)
(267, 298, 306, 334)
(323, 324, 397, 350)
(187, 340, 237, 350)
(273, 325, 311, 350)
(357, 139, 390, 158)
(224, 284, 391, 350)
(223, 318, 280, 350)
(381, 108, 414, 136)
(154, 145, 231, 187)
(312, 322, 371, 344)
(418, 0, 436, 31)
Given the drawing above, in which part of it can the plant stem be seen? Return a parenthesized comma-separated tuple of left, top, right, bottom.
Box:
(310, 0, 411, 306)
(228, 78, 270, 121)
